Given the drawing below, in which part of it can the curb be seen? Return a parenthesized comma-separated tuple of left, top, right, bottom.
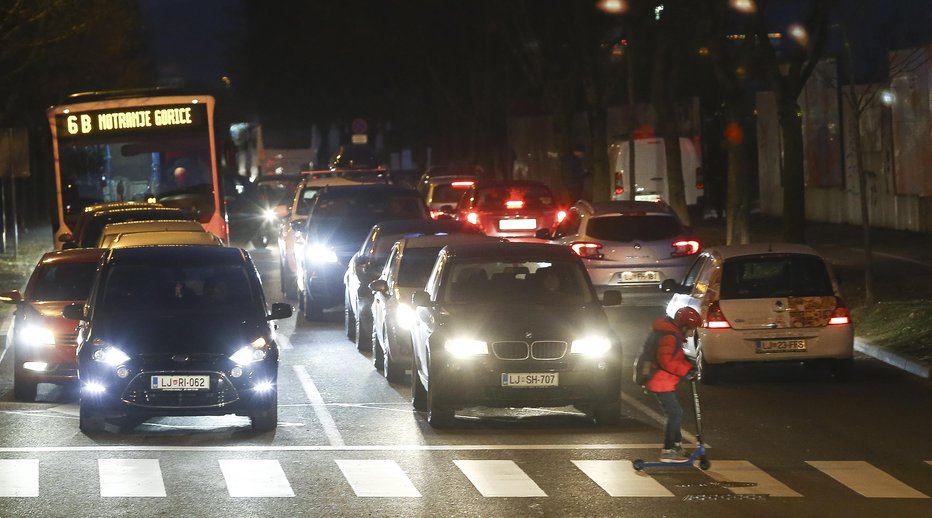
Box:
(855, 338, 931, 379)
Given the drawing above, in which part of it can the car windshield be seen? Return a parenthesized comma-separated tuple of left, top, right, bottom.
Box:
(100, 263, 258, 313)
(586, 214, 682, 241)
(397, 247, 443, 287)
(720, 254, 834, 299)
(475, 185, 554, 210)
(432, 183, 470, 204)
(32, 262, 98, 301)
(442, 259, 592, 305)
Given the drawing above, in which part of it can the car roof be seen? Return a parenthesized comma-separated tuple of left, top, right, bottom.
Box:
(706, 243, 822, 260)
(302, 176, 363, 188)
(101, 220, 204, 233)
(317, 183, 420, 196)
(401, 234, 501, 250)
(471, 179, 550, 189)
(577, 200, 674, 216)
(372, 218, 473, 236)
(442, 241, 579, 261)
(83, 201, 162, 213)
(109, 230, 222, 248)
(89, 206, 185, 217)
(39, 247, 106, 265)
(106, 245, 247, 264)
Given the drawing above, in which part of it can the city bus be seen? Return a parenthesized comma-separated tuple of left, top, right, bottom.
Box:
(47, 89, 228, 248)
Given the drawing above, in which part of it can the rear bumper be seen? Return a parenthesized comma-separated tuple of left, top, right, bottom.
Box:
(697, 326, 855, 364)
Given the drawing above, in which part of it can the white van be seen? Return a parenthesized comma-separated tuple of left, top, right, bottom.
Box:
(609, 137, 702, 206)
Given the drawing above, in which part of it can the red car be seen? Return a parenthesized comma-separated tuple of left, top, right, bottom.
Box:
(2, 248, 105, 401)
(455, 180, 566, 239)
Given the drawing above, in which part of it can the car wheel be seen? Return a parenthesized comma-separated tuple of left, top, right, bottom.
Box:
(79, 401, 106, 433)
(250, 395, 278, 432)
(411, 358, 427, 411)
(13, 369, 37, 402)
(831, 358, 853, 382)
(252, 232, 269, 249)
(384, 347, 406, 384)
(345, 291, 356, 341)
(697, 346, 719, 385)
(592, 400, 621, 426)
(372, 326, 385, 370)
(303, 289, 322, 321)
(355, 314, 371, 352)
(426, 362, 455, 428)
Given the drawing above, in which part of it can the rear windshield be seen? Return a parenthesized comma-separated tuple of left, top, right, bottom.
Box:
(313, 191, 427, 221)
(475, 185, 554, 210)
(586, 214, 683, 242)
(442, 259, 592, 305)
(32, 262, 98, 301)
(99, 263, 259, 313)
(431, 184, 469, 205)
(720, 254, 834, 299)
(397, 247, 443, 287)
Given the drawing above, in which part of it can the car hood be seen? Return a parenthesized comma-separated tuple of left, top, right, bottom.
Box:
(90, 312, 269, 356)
(435, 303, 610, 342)
(21, 301, 83, 334)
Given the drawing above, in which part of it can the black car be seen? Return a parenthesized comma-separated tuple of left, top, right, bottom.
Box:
(67, 245, 292, 433)
(409, 242, 623, 427)
(298, 184, 429, 320)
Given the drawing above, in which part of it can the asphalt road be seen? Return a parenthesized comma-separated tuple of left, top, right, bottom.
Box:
(0, 243, 929, 517)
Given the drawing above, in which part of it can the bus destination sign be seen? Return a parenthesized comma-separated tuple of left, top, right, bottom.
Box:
(56, 104, 206, 138)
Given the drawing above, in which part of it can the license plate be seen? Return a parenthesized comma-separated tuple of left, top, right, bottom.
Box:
(618, 271, 659, 283)
(150, 375, 210, 391)
(499, 218, 537, 230)
(756, 339, 807, 353)
(501, 372, 559, 387)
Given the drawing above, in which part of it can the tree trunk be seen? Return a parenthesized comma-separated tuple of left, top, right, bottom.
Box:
(588, 108, 610, 202)
(850, 102, 874, 307)
(725, 118, 749, 244)
(778, 99, 807, 243)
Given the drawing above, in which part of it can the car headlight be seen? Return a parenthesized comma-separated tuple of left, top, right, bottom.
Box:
(19, 324, 55, 346)
(571, 336, 612, 356)
(92, 345, 131, 366)
(262, 208, 278, 222)
(230, 337, 270, 365)
(307, 244, 338, 263)
(395, 303, 416, 330)
(444, 338, 488, 357)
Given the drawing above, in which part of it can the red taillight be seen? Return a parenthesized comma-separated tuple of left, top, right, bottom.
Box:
(614, 187, 625, 195)
(696, 181, 705, 190)
(451, 180, 474, 188)
(828, 297, 851, 325)
(466, 212, 479, 225)
(705, 301, 731, 329)
(505, 200, 525, 209)
(430, 210, 446, 219)
(556, 210, 567, 223)
(671, 240, 700, 257)
(571, 242, 603, 259)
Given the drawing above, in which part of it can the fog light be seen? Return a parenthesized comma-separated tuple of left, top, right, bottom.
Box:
(83, 382, 106, 394)
(116, 366, 129, 378)
(23, 362, 49, 372)
(230, 366, 243, 378)
(253, 380, 274, 393)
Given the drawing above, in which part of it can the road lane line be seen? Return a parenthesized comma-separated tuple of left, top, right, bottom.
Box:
(707, 460, 802, 497)
(98, 459, 166, 497)
(336, 460, 421, 497)
(572, 460, 673, 497)
(620, 391, 701, 446)
(219, 459, 295, 497)
(0, 444, 665, 453)
(293, 365, 345, 446)
(0, 459, 38, 497)
(807, 461, 929, 498)
(454, 460, 547, 497)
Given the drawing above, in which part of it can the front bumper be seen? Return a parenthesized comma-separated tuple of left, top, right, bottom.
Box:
(14, 344, 79, 384)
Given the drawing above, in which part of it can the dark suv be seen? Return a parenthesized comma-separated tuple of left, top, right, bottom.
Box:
(67, 246, 292, 433)
(298, 184, 429, 320)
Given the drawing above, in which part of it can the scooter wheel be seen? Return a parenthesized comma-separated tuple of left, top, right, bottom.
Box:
(632, 459, 644, 471)
(699, 457, 711, 470)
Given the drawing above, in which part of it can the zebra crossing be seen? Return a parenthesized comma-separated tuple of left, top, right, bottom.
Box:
(0, 457, 928, 499)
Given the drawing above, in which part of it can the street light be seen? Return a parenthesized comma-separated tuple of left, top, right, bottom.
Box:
(596, 0, 628, 15)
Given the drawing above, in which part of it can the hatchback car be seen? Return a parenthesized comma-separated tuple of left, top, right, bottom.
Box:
(298, 184, 429, 320)
(409, 241, 623, 427)
(662, 243, 854, 383)
(422, 175, 477, 219)
(66, 246, 292, 433)
(1, 248, 105, 401)
(344, 218, 482, 351)
(455, 180, 566, 240)
(542, 200, 699, 302)
(368, 233, 500, 382)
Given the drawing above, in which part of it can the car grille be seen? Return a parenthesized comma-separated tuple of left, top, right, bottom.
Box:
(55, 332, 79, 347)
(492, 341, 567, 360)
(121, 372, 240, 409)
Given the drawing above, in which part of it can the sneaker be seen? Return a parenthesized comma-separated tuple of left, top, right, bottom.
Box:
(673, 444, 687, 457)
(660, 449, 689, 463)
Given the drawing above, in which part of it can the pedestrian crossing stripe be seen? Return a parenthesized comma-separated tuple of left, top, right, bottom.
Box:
(0, 458, 929, 499)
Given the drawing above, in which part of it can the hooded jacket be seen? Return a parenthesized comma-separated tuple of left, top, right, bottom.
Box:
(645, 317, 694, 393)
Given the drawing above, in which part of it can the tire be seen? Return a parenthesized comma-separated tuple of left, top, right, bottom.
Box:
(252, 232, 269, 249)
(592, 400, 621, 426)
(699, 457, 712, 470)
(303, 289, 322, 321)
(697, 347, 719, 385)
(250, 395, 278, 432)
(13, 370, 37, 402)
(411, 358, 427, 411)
(426, 362, 455, 428)
(384, 346, 406, 384)
(831, 358, 853, 382)
(355, 314, 371, 352)
(79, 401, 106, 433)
(372, 326, 385, 370)
(345, 291, 357, 341)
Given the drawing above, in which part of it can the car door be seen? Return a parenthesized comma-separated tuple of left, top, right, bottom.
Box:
(411, 252, 447, 380)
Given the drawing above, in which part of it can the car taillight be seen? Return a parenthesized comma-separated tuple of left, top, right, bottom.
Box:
(705, 301, 731, 329)
(430, 210, 446, 219)
(671, 240, 700, 257)
(614, 187, 624, 195)
(451, 180, 474, 188)
(505, 200, 525, 209)
(571, 242, 603, 259)
(466, 212, 479, 225)
(828, 297, 851, 325)
(556, 210, 567, 223)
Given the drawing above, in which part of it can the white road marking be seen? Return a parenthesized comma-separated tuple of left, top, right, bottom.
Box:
(706, 460, 802, 497)
(0, 444, 665, 453)
(0, 459, 38, 497)
(219, 459, 295, 497)
(336, 459, 421, 497)
(572, 460, 673, 497)
(98, 459, 166, 497)
(293, 365, 345, 446)
(807, 461, 929, 498)
(620, 391, 701, 446)
(277, 331, 293, 350)
(454, 459, 547, 497)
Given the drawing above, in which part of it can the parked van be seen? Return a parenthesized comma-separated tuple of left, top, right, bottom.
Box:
(609, 137, 703, 206)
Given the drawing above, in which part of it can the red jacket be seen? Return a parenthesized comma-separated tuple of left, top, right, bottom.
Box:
(645, 317, 694, 393)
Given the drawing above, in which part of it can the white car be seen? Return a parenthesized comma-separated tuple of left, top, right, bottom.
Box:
(663, 243, 854, 383)
(368, 233, 500, 382)
(97, 219, 207, 248)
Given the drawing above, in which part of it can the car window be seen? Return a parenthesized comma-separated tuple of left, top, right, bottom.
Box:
(397, 247, 443, 288)
(553, 209, 582, 239)
(296, 187, 320, 216)
(681, 254, 708, 287)
(431, 184, 467, 205)
(99, 263, 258, 313)
(31, 262, 98, 301)
(475, 185, 554, 210)
(442, 260, 592, 305)
(585, 214, 683, 242)
(720, 254, 834, 299)
(383, 245, 401, 284)
(255, 177, 300, 206)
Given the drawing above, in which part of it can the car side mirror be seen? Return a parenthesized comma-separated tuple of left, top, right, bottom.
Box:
(369, 279, 389, 293)
(62, 303, 86, 321)
(660, 279, 684, 294)
(601, 290, 622, 306)
(411, 291, 431, 307)
(534, 228, 552, 240)
(0, 290, 23, 304)
(268, 302, 293, 320)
